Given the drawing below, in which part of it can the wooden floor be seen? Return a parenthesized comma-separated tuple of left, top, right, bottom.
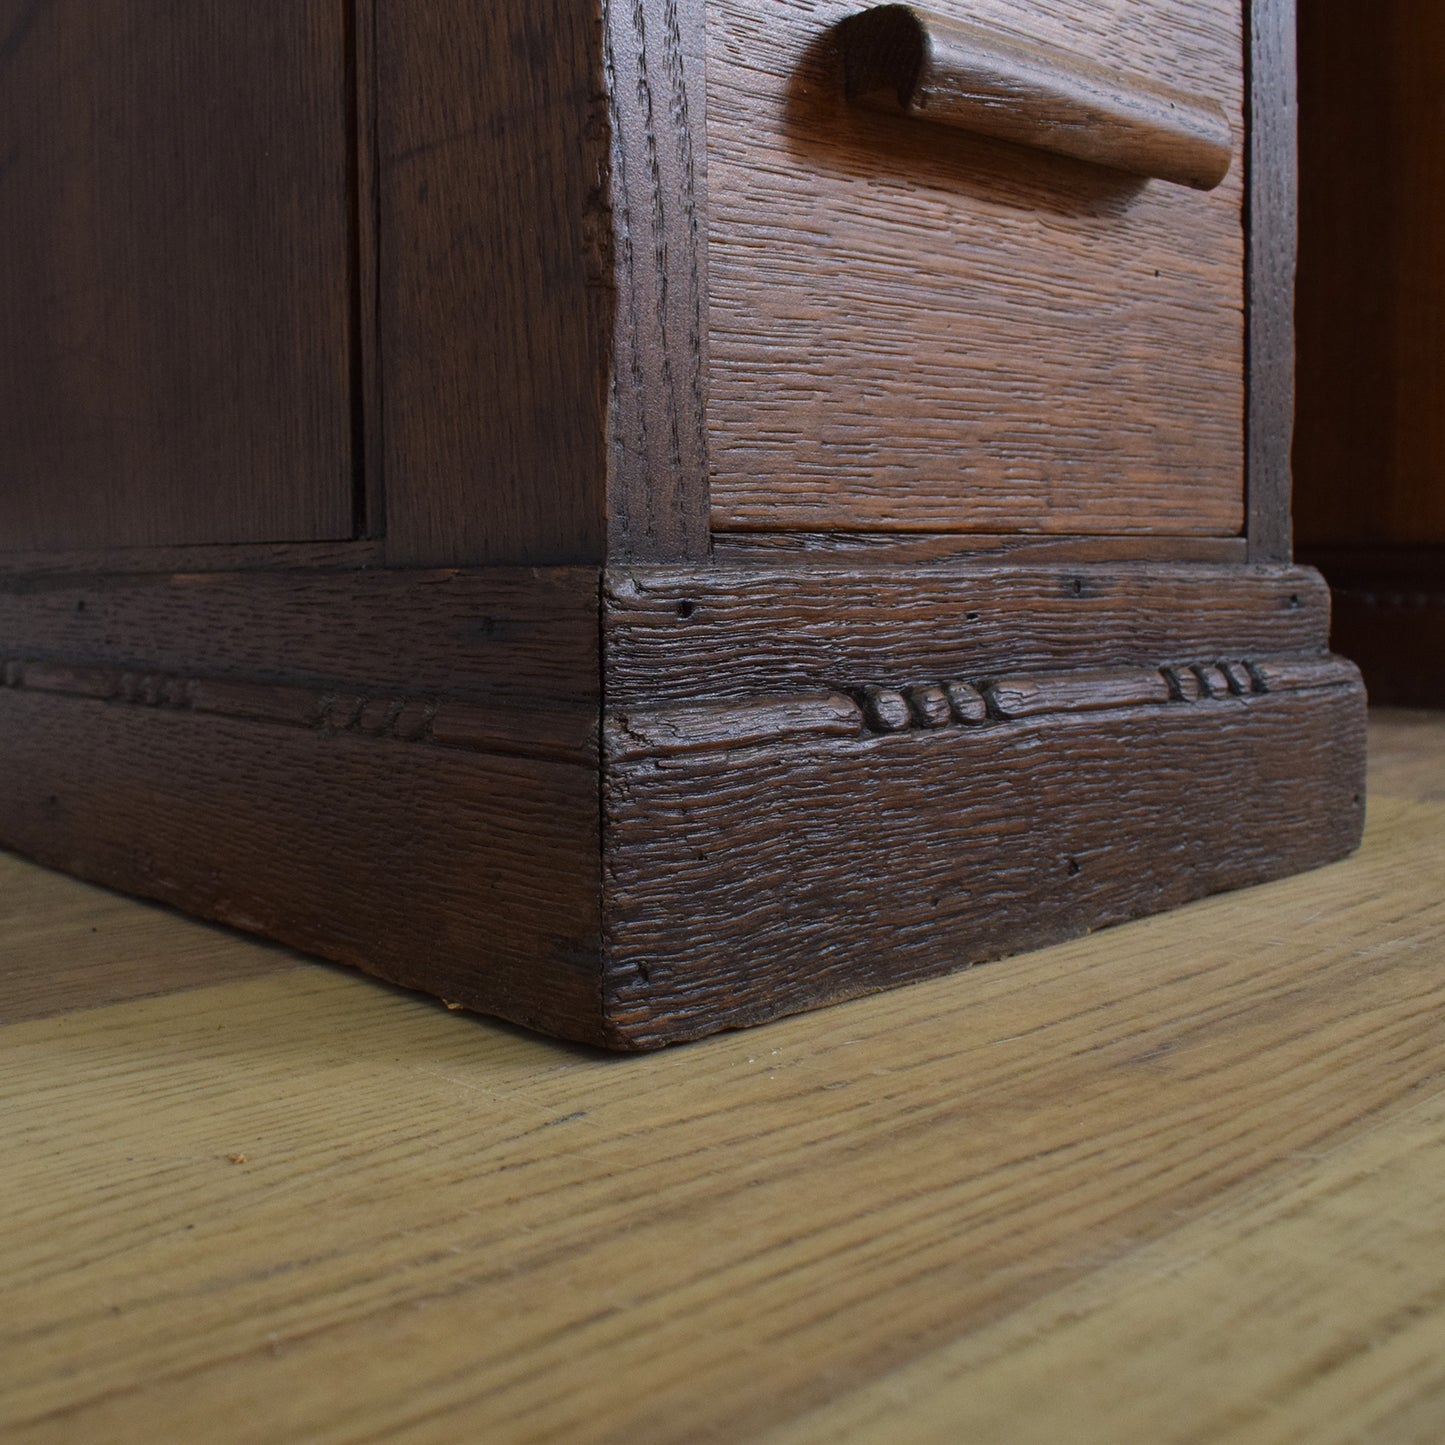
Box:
(2, 710, 1443, 1444)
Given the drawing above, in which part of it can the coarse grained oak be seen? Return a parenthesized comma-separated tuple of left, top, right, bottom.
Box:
(1245, 0, 1297, 561)
(0, 691, 603, 1043)
(0, 0, 1365, 1049)
(0, 0, 356, 551)
(603, 677, 1363, 1047)
(376, 0, 710, 566)
(603, 561, 1330, 704)
(0, 559, 1364, 1048)
(706, 0, 1245, 538)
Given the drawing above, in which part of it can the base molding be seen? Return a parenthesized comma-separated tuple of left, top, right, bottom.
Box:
(0, 560, 1366, 1048)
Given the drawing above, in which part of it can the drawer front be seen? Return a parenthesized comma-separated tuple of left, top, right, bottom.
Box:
(705, 0, 1245, 537)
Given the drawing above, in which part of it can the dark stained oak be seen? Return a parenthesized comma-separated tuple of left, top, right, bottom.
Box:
(603, 679, 1364, 1047)
(375, 0, 610, 567)
(0, 3, 1369, 1048)
(0, 0, 356, 551)
(603, 562, 1333, 706)
(1245, 0, 1297, 562)
(0, 691, 603, 1043)
(841, 5, 1235, 190)
(0, 568, 599, 708)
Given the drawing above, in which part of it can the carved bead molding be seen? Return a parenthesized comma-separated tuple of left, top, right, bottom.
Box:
(604, 655, 1359, 761)
(0, 659, 593, 765)
(1, 652, 1357, 766)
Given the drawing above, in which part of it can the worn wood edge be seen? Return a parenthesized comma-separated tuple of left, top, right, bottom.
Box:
(0, 692, 608, 1046)
(602, 0, 712, 561)
(0, 539, 385, 577)
(709, 533, 1249, 566)
(1245, 0, 1297, 562)
(0, 564, 602, 718)
(603, 561, 1336, 706)
(599, 673, 1367, 1048)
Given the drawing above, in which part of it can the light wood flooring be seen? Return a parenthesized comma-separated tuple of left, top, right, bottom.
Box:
(2, 710, 1443, 1443)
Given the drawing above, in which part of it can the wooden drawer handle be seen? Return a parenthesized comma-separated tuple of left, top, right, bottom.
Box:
(839, 5, 1234, 191)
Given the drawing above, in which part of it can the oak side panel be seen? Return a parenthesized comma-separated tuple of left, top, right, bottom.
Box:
(0, 1, 355, 550)
(0, 694, 605, 1044)
(1245, 0, 1297, 561)
(705, 0, 1245, 536)
(377, 0, 609, 565)
(603, 681, 1365, 1047)
(1294, 0, 1445, 548)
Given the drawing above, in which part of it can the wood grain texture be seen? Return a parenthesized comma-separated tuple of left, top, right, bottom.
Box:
(772, 1081, 1445, 1444)
(604, 562, 1333, 706)
(603, 0, 713, 559)
(705, 0, 1245, 537)
(0, 851, 301, 1026)
(376, 0, 610, 565)
(0, 0, 355, 551)
(602, 675, 1365, 1046)
(1294, 0, 1445, 550)
(841, 5, 1234, 190)
(710, 531, 1250, 564)
(0, 567, 600, 709)
(1246, 0, 1297, 562)
(0, 692, 603, 1044)
(0, 540, 384, 579)
(0, 712, 1438, 1442)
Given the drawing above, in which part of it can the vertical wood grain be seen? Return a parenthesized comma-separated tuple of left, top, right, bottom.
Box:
(376, 0, 610, 566)
(0, 0, 356, 551)
(1246, 0, 1298, 562)
(602, 0, 712, 560)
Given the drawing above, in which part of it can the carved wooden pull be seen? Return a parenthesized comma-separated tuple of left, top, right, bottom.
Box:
(839, 5, 1234, 191)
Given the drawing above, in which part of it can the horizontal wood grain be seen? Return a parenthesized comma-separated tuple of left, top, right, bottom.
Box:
(0, 0, 356, 551)
(705, 0, 1245, 536)
(604, 562, 1333, 706)
(0, 691, 603, 1044)
(0, 567, 599, 708)
(0, 852, 302, 1026)
(841, 5, 1234, 189)
(773, 1079, 1445, 1444)
(602, 676, 1365, 1046)
(709, 532, 1250, 565)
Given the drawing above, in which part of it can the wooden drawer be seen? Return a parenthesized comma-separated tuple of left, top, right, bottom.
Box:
(706, 0, 1245, 538)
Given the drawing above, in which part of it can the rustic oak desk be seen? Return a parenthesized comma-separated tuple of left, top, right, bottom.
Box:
(0, 0, 1363, 1045)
